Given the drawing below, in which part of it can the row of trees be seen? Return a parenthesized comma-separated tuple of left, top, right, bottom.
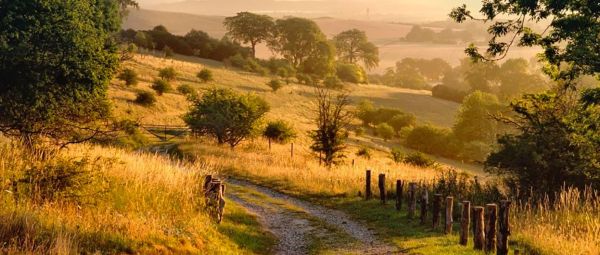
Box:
(403, 25, 475, 45)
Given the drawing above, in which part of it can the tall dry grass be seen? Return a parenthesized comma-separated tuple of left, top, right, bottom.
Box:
(513, 187, 600, 255)
(0, 141, 247, 254)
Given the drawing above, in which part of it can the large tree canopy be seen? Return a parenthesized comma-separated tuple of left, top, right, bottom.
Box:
(268, 17, 334, 76)
(0, 0, 124, 146)
(333, 29, 379, 70)
(223, 12, 274, 58)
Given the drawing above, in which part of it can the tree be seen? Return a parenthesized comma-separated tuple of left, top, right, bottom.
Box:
(453, 91, 502, 144)
(184, 88, 270, 148)
(268, 17, 334, 76)
(450, 1, 600, 79)
(453, 0, 600, 195)
(0, 0, 122, 147)
(159, 67, 177, 81)
(356, 99, 376, 126)
(388, 113, 416, 134)
(263, 120, 296, 150)
(134, 91, 157, 106)
(309, 89, 353, 166)
(498, 58, 547, 99)
(333, 29, 379, 70)
(224, 12, 274, 58)
(151, 79, 171, 96)
(336, 63, 367, 84)
(118, 68, 138, 86)
(376, 123, 394, 141)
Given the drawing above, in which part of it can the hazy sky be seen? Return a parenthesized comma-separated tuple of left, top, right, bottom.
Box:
(136, 0, 483, 21)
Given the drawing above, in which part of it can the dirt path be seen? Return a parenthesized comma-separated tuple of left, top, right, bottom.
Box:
(226, 179, 400, 255)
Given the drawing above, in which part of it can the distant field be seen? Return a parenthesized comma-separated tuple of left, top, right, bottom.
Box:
(123, 9, 539, 72)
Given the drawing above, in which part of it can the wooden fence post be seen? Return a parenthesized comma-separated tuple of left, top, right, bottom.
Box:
(432, 194, 442, 229)
(419, 189, 429, 225)
(445, 196, 454, 234)
(395, 180, 403, 211)
(365, 170, 372, 200)
(485, 204, 498, 253)
(291, 143, 294, 158)
(473, 206, 485, 250)
(460, 201, 470, 245)
(378, 174, 386, 204)
(497, 200, 512, 255)
(408, 182, 417, 219)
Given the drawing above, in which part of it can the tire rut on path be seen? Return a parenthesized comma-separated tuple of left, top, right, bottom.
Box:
(226, 179, 400, 255)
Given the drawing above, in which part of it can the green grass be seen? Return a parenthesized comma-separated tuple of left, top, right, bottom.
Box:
(217, 201, 277, 254)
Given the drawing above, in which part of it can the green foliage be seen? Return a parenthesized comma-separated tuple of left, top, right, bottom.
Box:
(224, 12, 274, 58)
(486, 92, 600, 195)
(431, 85, 468, 103)
(226, 54, 269, 75)
(405, 125, 459, 158)
(375, 123, 394, 141)
(267, 79, 283, 92)
(158, 67, 177, 81)
(118, 68, 138, 86)
(197, 68, 213, 83)
(163, 45, 174, 58)
(0, 0, 121, 145)
(184, 88, 270, 148)
(134, 90, 157, 106)
(296, 73, 315, 85)
(176, 84, 196, 96)
(404, 25, 473, 45)
(403, 152, 437, 168)
(355, 147, 372, 160)
(354, 127, 366, 136)
(453, 91, 503, 144)
(263, 120, 296, 144)
(333, 29, 379, 70)
(390, 147, 405, 163)
(336, 63, 367, 84)
(356, 99, 376, 126)
(151, 79, 172, 96)
(309, 89, 352, 166)
(323, 75, 344, 90)
(269, 17, 334, 77)
(388, 113, 416, 134)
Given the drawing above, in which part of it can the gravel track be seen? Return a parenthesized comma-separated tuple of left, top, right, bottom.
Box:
(226, 179, 400, 255)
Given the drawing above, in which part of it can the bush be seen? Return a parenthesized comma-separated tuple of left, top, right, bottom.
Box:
(376, 123, 394, 141)
(197, 68, 213, 82)
(356, 147, 372, 159)
(226, 54, 269, 75)
(354, 127, 366, 136)
(405, 125, 459, 158)
(403, 152, 436, 168)
(323, 75, 344, 89)
(177, 84, 196, 95)
(372, 108, 405, 125)
(118, 68, 138, 86)
(390, 147, 405, 163)
(134, 90, 157, 106)
(158, 67, 177, 81)
(16, 157, 109, 204)
(388, 113, 417, 133)
(267, 79, 283, 92)
(336, 63, 367, 83)
(151, 79, 172, 95)
(263, 120, 296, 145)
(432, 84, 468, 103)
(296, 73, 314, 85)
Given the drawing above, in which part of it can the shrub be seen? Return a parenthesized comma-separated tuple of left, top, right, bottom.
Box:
(134, 90, 157, 106)
(323, 75, 343, 89)
(151, 79, 172, 95)
(158, 67, 177, 81)
(163, 46, 174, 58)
(196, 68, 213, 82)
(16, 157, 109, 204)
(372, 108, 404, 125)
(405, 125, 458, 157)
(390, 147, 405, 163)
(118, 68, 138, 86)
(296, 73, 314, 85)
(403, 152, 436, 168)
(263, 120, 296, 145)
(431, 84, 468, 103)
(376, 123, 394, 141)
(177, 84, 196, 95)
(354, 127, 366, 136)
(267, 79, 283, 92)
(336, 63, 366, 83)
(356, 147, 372, 159)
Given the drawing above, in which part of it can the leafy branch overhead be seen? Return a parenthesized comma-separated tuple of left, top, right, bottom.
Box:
(450, 1, 600, 79)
